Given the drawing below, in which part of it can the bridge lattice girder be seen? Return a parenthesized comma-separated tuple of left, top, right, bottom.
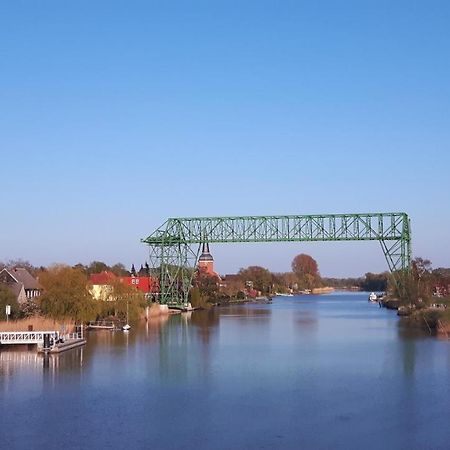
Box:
(142, 213, 412, 306)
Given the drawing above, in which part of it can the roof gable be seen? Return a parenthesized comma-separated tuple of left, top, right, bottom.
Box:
(0, 268, 19, 284)
(6, 281, 25, 299)
(9, 268, 40, 290)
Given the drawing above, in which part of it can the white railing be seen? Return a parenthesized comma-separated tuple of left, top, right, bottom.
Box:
(64, 331, 84, 340)
(0, 331, 59, 345)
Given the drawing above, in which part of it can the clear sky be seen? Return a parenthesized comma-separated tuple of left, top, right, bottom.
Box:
(1, 1, 449, 277)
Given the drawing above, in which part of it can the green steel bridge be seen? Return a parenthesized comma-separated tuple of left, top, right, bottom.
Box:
(142, 212, 411, 306)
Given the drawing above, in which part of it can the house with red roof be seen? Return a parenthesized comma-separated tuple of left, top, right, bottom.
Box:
(89, 270, 159, 301)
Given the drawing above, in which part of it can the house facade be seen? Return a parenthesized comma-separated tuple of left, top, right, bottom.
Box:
(0, 267, 41, 304)
(89, 271, 117, 301)
(89, 270, 159, 300)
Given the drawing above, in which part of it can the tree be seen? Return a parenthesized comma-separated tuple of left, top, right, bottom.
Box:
(238, 266, 272, 293)
(412, 257, 433, 302)
(360, 272, 388, 291)
(100, 279, 146, 322)
(0, 284, 19, 320)
(389, 257, 435, 306)
(291, 254, 320, 289)
(195, 268, 219, 301)
(111, 263, 130, 276)
(73, 263, 88, 274)
(87, 261, 110, 275)
(20, 299, 42, 318)
(189, 287, 203, 308)
(1, 259, 38, 276)
(39, 265, 98, 322)
(220, 277, 244, 299)
(278, 272, 298, 292)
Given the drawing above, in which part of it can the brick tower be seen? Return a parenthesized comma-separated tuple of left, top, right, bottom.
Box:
(198, 242, 215, 276)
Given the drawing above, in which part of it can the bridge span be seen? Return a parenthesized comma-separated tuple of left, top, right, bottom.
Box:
(142, 212, 412, 306)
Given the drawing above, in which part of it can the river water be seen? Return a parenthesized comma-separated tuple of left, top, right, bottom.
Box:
(1, 292, 449, 450)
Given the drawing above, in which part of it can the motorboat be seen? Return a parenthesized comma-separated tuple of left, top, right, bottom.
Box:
(368, 292, 377, 302)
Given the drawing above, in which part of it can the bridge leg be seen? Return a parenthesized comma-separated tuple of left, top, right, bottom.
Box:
(380, 238, 412, 299)
(148, 242, 201, 306)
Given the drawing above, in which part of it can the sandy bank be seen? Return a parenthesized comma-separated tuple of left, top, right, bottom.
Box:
(312, 287, 335, 294)
(0, 316, 74, 332)
(144, 304, 171, 319)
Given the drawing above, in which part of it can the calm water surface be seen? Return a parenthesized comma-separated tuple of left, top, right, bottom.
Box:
(1, 293, 450, 449)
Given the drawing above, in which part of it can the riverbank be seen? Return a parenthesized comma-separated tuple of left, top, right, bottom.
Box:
(0, 304, 169, 332)
(437, 319, 450, 338)
(382, 298, 450, 337)
(312, 287, 335, 294)
(0, 316, 74, 332)
(143, 303, 171, 318)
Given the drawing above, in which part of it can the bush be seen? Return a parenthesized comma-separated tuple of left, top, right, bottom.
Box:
(0, 284, 19, 320)
(20, 299, 42, 318)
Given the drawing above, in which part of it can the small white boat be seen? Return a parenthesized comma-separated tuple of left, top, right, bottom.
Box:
(122, 302, 131, 331)
(368, 292, 377, 302)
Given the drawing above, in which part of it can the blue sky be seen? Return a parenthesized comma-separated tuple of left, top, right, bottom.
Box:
(1, 1, 449, 276)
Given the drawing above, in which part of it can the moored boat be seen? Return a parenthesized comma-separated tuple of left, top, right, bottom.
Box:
(87, 321, 115, 330)
(122, 302, 131, 331)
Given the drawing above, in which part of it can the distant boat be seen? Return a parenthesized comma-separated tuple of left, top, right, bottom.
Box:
(368, 292, 377, 302)
(275, 292, 294, 297)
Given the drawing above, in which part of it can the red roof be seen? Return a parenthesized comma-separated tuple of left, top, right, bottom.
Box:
(90, 272, 159, 294)
(90, 271, 117, 285)
(119, 276, 159, 293)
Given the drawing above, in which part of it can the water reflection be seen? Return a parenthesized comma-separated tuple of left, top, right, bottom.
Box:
(157, 310, 219, 383)
(395, 321, 419, 377)
(293, 310, 318, 332)
(0, 347, 85, 375)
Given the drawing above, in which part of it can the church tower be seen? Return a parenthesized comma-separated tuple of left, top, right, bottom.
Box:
(198, 242, 215, 275)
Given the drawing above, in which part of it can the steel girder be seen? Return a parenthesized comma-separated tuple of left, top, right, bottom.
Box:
(142, 212, 412, 306)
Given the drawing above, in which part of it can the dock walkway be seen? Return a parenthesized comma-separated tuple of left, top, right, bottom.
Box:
(1, 330, 86, 353)
(0, 331, 59, 345)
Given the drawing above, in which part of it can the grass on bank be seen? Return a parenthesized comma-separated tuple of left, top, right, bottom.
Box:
(0, 316, 74, 332)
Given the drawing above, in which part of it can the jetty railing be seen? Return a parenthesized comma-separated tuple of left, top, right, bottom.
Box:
(0, 331, 60, 345)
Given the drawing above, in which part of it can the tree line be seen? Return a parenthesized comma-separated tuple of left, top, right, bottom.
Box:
(194, 253, 324, 305)
(2, 255, 448, 321)
(0, 259, 136, 278)
(0, 261, 146, 323)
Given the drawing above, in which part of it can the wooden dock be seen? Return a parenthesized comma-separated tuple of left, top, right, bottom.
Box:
(1, 330, 86, 354)
(0, 330, 59, 346)
(37, 337, 86, 354)
(86, 321, 116, 330)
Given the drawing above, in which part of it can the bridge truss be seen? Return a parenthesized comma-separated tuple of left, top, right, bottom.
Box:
(142, 212, 411, 306)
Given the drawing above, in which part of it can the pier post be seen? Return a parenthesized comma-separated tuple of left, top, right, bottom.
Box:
(43, 333, 51, 351)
